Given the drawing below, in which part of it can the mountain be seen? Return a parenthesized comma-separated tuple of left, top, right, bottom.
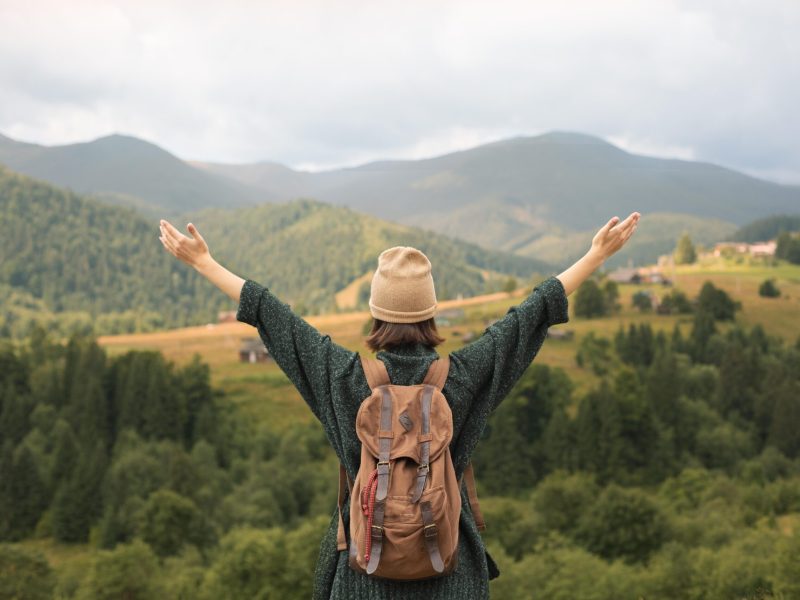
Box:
(197, 132, 800, 265)
(0, 167, 552, 337)
(0, 133, 265, 216)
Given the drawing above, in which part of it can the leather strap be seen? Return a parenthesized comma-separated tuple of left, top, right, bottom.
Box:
(422, 356, 450, 390)
(337, 464, 353, 550)
(421, 500, 445, 573)
(361, 356, 390, 389)
(367, 386, 393, 574)
(462, 463, 486, 531)
(411, 385, 433, 503)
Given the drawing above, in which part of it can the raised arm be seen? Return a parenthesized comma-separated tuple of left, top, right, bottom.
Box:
(449, 211, 641, 419)
(159, 220, 245, 301)
(557, 212, 640, 296)
(158, 219, 358, 456)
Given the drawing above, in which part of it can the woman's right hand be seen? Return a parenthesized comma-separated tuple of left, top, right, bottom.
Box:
(159, 219, 213, 271)
(589, 212, 640, 262)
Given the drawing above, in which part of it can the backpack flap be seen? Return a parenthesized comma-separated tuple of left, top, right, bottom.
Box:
(355, 385, 453, 468)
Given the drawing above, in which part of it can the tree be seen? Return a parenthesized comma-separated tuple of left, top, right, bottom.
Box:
(574, 280, 607, 319)
(576, 484, 669, 563)
(632, 291, 653, 312)
(139, 489, 216, 558)
(0, 544, 55, 600)
(575, 332, 613, 376)
(696, 281, 740, 321)
(659, 289, 693, 315)
(674, 233, 697, 264)
(75, 539, 162, 600)
(758, 278, 781, 298)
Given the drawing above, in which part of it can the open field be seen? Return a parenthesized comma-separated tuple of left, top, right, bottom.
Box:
(97, 258, 800, 430)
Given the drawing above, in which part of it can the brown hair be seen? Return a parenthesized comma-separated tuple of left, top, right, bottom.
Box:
(365, 318, 445, 353)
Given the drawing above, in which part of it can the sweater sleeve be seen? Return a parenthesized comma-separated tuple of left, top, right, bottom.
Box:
(448, 275, 569, 414)
(235, 279, 358, 426)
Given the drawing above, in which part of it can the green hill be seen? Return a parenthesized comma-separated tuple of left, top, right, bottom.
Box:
(198, 132, 800, 266)
(732, 214, 800, 242)
(0, 133, 264, 216)
(0, 168, 552, 337)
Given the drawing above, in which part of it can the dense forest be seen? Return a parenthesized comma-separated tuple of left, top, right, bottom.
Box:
(1, 280, 799, 599)
(0, 167, 549, 339)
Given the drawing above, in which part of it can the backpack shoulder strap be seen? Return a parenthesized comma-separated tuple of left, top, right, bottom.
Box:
(462, 462, 486, 531)
(422, 356, 450, 390)
(360, 355, 390, 389)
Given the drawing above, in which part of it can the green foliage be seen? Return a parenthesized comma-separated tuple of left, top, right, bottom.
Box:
(75, 539, 163, 600)
(575, 332, 614, 375)
(732, 213, 800, 242)
(139, 489, 216, 558)
(576, 484, 669, 563)
(0, 543, 55, 600)
(674, 232, 697, 264)
(659, 288, 693, 315)
(775, 231, 800, 264)
(631, 290, 653, 312)
(696, 281, 740, 321)
(758, 278, 781, 297)
(573, 279, 608, 318)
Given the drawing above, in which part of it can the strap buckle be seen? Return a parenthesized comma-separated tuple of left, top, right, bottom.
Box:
(417, 463, 429, 473)
(371, 524, 384, 537)
(423, 523, 438, 539)
(376, 460, 390, 466)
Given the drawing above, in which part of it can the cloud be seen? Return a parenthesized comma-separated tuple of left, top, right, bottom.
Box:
(0, 0, 798, 183)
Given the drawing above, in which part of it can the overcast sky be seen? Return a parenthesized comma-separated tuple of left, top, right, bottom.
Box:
(1, 0, 798, 183)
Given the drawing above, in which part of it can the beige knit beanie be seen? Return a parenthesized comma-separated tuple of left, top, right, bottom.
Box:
(369, 246, 437, 323)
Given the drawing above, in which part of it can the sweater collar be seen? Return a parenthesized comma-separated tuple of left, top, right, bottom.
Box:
(377, 342, 439, 359)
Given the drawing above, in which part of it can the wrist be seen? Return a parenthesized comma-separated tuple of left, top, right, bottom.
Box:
(193, 254, 217, 275)
(585, 247, 605, 269)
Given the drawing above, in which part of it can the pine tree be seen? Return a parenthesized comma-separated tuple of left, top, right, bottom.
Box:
(674, 233, 697, 264)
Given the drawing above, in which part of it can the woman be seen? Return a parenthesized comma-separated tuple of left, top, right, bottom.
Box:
(158, 211, 640, 599)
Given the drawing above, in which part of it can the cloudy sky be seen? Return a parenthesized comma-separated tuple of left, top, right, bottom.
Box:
(1, 0, 798, 182)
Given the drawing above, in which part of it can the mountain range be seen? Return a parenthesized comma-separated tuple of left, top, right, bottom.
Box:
(2, 130, 799, 267)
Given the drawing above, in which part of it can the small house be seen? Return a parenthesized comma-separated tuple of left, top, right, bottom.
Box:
(239, 338, 271, 363)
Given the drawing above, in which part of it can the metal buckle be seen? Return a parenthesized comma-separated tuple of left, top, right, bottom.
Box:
(371, 524, 384, 537)
(423, 523, 438, 538)
(377, 460, 390, 467)
(417, 463, 429, 473)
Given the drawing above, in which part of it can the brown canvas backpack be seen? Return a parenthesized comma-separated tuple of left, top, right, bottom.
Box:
(336, 355, 485, 581)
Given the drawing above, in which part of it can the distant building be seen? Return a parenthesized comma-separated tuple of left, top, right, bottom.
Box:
(239, 338, 271, 363)
(608, 268, 642, 284)
(546, 329, 574, 341)
(218, 310, 237, 323)
(436, 308, 466, 327)
(607, 266, 671, 286)
(712, 241, 776, 257)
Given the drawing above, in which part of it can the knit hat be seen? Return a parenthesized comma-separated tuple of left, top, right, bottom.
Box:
(369, 246, 437, 323)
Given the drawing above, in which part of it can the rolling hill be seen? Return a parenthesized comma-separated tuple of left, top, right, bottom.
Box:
(0, 167, 552, 337)
(198, 132, 800, 265)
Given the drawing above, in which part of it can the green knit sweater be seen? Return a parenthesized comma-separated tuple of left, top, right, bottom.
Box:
(236, 275, 569, 599)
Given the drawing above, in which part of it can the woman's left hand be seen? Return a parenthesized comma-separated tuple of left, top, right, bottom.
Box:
(159, 220, 212, 270)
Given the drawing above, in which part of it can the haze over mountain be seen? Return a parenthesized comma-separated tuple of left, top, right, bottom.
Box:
(3, 130, 798, 266)
(196, 131, 799, 264)
(0, 132, 265, 216)
(0, 166, 549, 337)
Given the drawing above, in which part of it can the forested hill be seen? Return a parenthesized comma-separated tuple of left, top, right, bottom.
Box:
(181, 199, 552, 313)
(197, 132, 800, 263)
(0, 168, 552, 338)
